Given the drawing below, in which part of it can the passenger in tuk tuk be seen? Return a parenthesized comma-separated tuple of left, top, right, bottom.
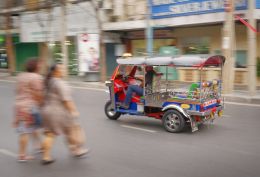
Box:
(119, 66, 163, 109)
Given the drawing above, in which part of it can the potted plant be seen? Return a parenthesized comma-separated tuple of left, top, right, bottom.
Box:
(257, 57, 260, 85)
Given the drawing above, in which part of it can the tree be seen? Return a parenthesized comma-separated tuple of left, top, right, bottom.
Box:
(5, 0, 16, 75)
(90, 0, 107, 82)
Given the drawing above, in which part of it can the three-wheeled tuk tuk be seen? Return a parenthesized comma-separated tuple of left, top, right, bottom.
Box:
(104, 55, 225, 133)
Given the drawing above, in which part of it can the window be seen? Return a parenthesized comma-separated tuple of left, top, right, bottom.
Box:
(182, 37, 210, 54)
(214, 49, 247, 68)
(236, 50, 247, 68)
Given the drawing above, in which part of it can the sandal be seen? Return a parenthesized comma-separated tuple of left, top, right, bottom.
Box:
(17, 155, 35, 163)
(74, 148, 90, 158)
(42, 159, 55, 165)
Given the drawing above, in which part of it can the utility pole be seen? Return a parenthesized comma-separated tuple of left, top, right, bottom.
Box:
(60, 0, 68, 77)
(146, 0, 153, 56)
(39, 43, 49, 74)
(222, 0, 235, 94)
(247, 0, 257, 95)
(5, 0, 16, 75)
(38, 6, 52, 75)
(91, 0, 106, 82)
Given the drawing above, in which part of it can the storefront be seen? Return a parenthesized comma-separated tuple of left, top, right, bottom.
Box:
(123, 29, 177, 56)
(0, 35, 8, 69)
(102, 0, 260, 85)
(0, 34, 39, 71)
(47, 36, 77, 75)
(15, 35, 40, 72)
(19, 1, 99, 77)
(105, 23, 254, 83)
(148, 0, 259, 86)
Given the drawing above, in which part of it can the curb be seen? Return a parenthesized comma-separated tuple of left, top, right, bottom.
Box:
(1, 77, 260, 105)
(0, 77, 107, 90)
(69, 82, 107, 90)
(224, 95, 260, 105)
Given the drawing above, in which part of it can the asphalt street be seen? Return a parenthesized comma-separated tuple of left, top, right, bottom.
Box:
(0, 81, 260, 177)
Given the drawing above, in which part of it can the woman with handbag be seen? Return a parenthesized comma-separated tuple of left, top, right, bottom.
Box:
(13, 58, 43, 162)
(41, 63, 89, 165)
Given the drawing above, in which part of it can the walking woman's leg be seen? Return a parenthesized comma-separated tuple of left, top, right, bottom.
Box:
(32, 130, 42, 153)
(65, 127, 81, 154)
(17, 133, 36, 162)
(64, 127, 88, 157)
(18, 133, 29, 157)
(42, 132, 55, 162)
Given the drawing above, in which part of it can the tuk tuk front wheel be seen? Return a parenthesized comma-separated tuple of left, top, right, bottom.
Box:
(162, 110, 185, 133)
(105, 100, 121, 120)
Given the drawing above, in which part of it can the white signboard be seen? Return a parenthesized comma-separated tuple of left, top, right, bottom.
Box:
(20, 8, 61, 42)
(78, 33, 100, 72)
(222, 37, 230, 49)
(20, 2, 98, 42)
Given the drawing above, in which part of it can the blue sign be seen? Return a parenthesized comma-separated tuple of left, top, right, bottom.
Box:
(150, 0, 248, 19)
(257, 0, 260, 9)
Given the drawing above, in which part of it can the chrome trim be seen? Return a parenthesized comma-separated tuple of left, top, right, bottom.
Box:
(186, 110, 211, 116)
(106, 80, 115, 110)
(162, 104, 189, 118)
(162, 104, 223, 133)
(186, 105, 223, 116)
(111, 80, 116, 110)
(105, 81, 112, 87)
(162, 104, 198, 132)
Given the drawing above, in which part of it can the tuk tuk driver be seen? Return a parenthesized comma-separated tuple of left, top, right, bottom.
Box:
(119, 66, 163, 109)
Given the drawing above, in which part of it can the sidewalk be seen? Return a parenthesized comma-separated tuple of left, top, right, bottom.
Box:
(223, 91, 260, 104)
(1, 72, 260, 105)
(0, 72, 107, 90)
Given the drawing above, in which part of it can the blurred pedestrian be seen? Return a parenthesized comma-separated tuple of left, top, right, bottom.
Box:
(41, 63, 88, 165)
(13, 58, 43, 162)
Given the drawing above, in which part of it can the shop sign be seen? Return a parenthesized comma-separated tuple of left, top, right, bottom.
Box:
(103, 32, 121, 43)
(20, 2, 98, 42)
(0, 53, 8, 69)
(0, 35, 19, 45)
(0, 35, 5, 45)
(78, 33, 100, 72)
(127, 30, 173, 39)
(149, 0, 247, 19)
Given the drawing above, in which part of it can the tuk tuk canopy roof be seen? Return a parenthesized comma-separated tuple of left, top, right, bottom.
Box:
(117, 55, 225, 67)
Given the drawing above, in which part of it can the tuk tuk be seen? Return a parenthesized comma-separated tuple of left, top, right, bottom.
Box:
(104, 55, 225, 133)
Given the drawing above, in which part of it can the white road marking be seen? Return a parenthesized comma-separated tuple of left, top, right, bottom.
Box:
(0, 149, 17, 158)
(0, 80, 15, 83)
(70, 86, 107, 92)
(222, 115, 231, 118)
(225, 101, 260, 107)
(121, 125, 157, 133)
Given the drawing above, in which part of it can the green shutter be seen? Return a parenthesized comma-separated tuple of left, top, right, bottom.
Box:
(15, 43, 39, 71)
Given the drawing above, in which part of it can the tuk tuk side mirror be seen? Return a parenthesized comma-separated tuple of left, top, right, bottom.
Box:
(105, 81, 112, 87)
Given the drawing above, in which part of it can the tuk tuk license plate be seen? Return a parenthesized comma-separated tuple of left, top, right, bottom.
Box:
(203, 99, 217, 107)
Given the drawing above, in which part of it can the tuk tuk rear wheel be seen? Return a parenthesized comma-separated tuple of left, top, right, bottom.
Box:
(105, 100, 121, 120)
(162, 110, 185, 133)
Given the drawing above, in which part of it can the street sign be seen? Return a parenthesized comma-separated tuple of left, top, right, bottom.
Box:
(149, 0, 247, 19)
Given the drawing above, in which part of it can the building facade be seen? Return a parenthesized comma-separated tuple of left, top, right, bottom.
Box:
(101, 0, 260, 87)
(0, 0, 103, 77)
